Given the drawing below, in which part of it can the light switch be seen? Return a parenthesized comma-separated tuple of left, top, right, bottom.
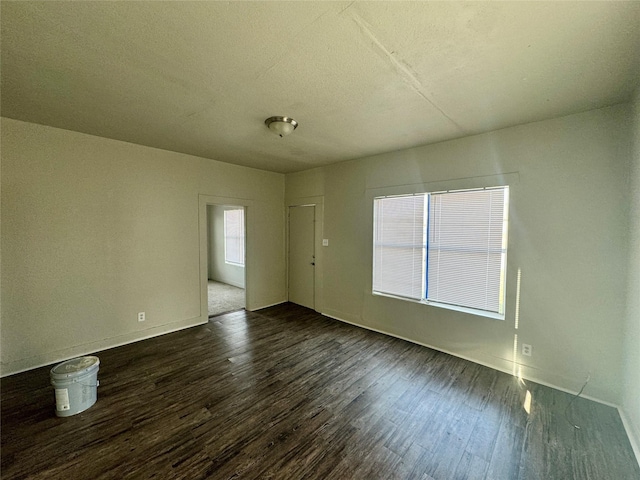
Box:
(322, 239, 329, 246)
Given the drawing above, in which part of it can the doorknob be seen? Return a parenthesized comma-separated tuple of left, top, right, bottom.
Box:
(310, 262, 315, 266)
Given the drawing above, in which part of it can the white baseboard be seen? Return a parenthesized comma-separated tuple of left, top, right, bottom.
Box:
(619, 408, 640, 470)
(322, 308, 361, 325)
(249, 300, 287, 312)
(5, 303, 637, 469)
(321, 310, 618, 409)
(2, 299, 290, 376)
(1, 315, 205, 378)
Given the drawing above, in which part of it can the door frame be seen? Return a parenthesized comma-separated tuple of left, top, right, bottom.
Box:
(286, 196, 324, 313)
(199, 194, 253, 322)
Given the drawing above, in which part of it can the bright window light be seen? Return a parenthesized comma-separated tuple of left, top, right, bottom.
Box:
(224, 208, 245, 266)
(372, 186, 509, 318)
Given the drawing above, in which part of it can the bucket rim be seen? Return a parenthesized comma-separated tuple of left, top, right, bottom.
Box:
(50, 356, 100, 380)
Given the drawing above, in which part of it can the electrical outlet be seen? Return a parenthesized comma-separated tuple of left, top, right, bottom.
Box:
(522, 344, 532, 356)
(322, 239, 329, 246)
(138, 312, 145, 322)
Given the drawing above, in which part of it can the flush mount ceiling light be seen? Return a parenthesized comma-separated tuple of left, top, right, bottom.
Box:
(265, 116, 298, 137)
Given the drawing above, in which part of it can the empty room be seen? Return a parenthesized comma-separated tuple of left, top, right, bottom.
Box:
(1, 2, 639, 479)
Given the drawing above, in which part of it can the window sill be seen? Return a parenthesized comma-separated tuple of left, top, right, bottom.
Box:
(372, 291, 505, 321)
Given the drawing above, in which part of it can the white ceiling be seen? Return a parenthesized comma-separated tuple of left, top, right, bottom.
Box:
(2, 1, 639, 173)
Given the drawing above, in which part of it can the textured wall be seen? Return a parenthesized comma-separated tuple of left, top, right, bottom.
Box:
(287, 105, 631, 405)
(1, 118, 284, 375)
(622, 88, 640, 461)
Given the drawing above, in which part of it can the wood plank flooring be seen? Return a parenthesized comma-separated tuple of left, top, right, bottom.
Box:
(2, 303, 639, 479)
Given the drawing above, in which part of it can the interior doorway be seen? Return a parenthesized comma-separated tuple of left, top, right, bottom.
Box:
(288, 205, 315, 309)
(207, 204, 246, 316)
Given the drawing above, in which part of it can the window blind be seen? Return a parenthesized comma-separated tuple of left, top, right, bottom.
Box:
(373, 195, 426, 299)
(427, 187, 508, 314)
(224, 208, 245, 266)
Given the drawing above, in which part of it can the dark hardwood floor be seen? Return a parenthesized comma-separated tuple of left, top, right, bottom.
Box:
(2, 303, 639, 479)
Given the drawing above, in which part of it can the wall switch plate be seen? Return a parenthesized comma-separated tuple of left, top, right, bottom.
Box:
(138, 312, 145, 322)
(322, 239, 329, 246)
(522, 344, 532, 356)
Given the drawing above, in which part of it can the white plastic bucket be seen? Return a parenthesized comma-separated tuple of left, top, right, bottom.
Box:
(50, 356, 100, 417)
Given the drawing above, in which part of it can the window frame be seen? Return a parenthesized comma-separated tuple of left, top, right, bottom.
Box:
(372, 185, 509, 320)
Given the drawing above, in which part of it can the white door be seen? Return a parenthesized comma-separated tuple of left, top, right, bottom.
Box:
(288, 205, 315, 309)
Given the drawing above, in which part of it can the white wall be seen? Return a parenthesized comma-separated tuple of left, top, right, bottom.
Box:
(207, 204, 245, 288)
(1, 118, 285, 376)
(622, 89, 640, 460)
(286, 105, 631, 405)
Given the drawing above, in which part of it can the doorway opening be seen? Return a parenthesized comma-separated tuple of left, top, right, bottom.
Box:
(207, 204, 246, 316)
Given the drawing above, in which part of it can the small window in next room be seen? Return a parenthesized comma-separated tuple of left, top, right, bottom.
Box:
(372, 186, 509, 319)
(224, 208, 245, 266)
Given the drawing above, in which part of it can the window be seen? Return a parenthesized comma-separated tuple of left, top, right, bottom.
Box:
(373, 186, 509, 317)
(224, 208, 245, 266)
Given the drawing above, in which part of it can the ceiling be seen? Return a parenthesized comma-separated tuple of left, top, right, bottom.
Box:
(2, 2, 639, 173)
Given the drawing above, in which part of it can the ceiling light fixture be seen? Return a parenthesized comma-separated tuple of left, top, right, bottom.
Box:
(265, 116, 298, 137)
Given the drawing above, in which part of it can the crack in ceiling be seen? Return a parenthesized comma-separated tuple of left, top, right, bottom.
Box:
(1, 1, 637, 173)
(348, 11, 466, 135)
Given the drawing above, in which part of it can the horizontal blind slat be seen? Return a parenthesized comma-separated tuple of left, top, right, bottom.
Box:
(427, 188, 507, 314)
(224, 208, 245, 265)
(373, 195, 425, 299)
